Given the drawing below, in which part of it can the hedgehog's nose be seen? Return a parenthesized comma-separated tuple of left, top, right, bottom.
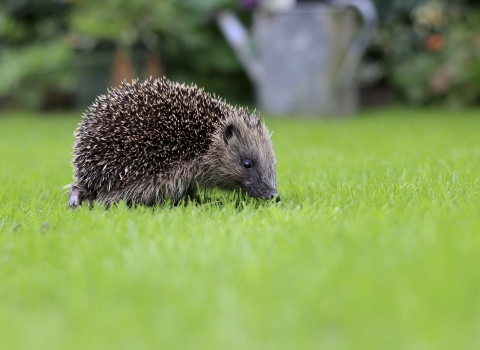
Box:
(269, 193, 281, 202)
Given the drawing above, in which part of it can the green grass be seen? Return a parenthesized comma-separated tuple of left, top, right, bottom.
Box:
(1, 108, 480, 349)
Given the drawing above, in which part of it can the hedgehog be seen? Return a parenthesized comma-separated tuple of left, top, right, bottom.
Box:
(67, 77, 279, 208)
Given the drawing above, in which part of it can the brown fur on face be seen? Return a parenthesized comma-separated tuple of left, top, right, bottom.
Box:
(198, 112, 277, 200)
(68, 78, 278, 208)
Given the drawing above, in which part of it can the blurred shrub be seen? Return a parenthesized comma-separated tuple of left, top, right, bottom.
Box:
(0, 0, 73, 109)
(0, 41, 72, 109)
(69, 0, 253, 106)
(368, 0, 480, 106)
(0, 0, 252, 110)
(3, 0, 480, 110)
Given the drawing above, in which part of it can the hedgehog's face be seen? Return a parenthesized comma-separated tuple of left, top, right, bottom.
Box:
(206, 113, 279, 202)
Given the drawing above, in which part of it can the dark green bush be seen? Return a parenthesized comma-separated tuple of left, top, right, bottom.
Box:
(0, 0, 253, 110)
(69, 0, 253, 106)
(0, 0, 73, 109)
(368, 0, 480, 106)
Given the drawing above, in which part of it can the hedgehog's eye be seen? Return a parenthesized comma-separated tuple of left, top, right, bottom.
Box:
(242, 159, 252, 169)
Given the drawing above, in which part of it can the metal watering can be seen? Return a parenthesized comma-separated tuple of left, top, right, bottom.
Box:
(216, 0, 377, 116)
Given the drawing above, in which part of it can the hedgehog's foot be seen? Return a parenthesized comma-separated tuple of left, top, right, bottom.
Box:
(68, 185, 83, 209)
(171, 186, 200, 206)
(184, 185, 204, 205)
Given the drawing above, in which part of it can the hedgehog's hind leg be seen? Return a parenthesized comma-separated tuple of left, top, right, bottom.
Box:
(68, 185, 84, 209)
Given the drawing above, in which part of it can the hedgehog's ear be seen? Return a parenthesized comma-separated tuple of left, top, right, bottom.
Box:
(224, 124, 237, 145)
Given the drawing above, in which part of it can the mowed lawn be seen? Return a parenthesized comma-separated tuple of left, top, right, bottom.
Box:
(1, 108, 480, 349)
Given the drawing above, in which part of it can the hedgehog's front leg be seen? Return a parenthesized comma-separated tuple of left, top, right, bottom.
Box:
(68, 185, 84, 209)
(182, 183, 202, 205)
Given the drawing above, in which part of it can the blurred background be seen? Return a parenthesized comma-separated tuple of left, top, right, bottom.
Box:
(0, 0, 479, 113)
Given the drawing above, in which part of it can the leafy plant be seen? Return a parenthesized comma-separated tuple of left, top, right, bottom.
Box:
(0, 0, 73, 109)
(69, 0, 253, 105)
(0, 0, 253, 110)
(369, 0, 480, 106)
(0, 41, 72, 109)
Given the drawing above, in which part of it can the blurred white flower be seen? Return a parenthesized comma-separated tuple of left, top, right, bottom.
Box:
(412, 0, 445, 30)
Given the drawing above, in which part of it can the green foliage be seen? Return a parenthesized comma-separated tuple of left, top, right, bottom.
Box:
(70, 0, 234, 47)
(0, 0, 252, 110)
(0, 0, 73, 109)
(0, 0, 70, 45)
(1, 108, 480, 349)
(70, 0, 178, 47)
(370, 0, 480, 106)
(69, 0, 253, 105)
(0, 41, 72, 109)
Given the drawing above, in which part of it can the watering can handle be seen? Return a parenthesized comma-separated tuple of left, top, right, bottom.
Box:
(332, 0, 377, 88)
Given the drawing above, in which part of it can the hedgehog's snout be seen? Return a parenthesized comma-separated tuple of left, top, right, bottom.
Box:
(251, 191, 280, 202)
(243, 182, 279, 202)
(243, 170, 278, 202)
(262, 190, 280, 202)
(268, 193, 281, 203)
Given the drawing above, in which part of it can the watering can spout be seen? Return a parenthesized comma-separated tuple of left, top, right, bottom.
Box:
(332, 0, 378, 89)
(215, 10, 262, 83)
